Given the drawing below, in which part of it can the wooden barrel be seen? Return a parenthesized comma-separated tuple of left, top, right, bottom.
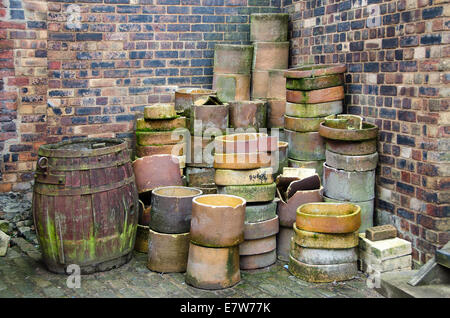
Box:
(32, 138, 139, 274)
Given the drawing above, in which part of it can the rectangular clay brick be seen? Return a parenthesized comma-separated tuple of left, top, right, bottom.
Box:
(365, 225, 397, 241)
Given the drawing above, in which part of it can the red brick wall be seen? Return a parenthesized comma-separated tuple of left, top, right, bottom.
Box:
(284, 0, 449, 266)
(1, 0, 281, 196)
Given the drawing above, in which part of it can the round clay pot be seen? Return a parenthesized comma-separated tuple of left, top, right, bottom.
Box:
(285, 129, 326, 160)
(293, 223, 359, 249)
(186, 167, 215, 187)
(229, 100, 267, 130)
(185, 242, 241, 290)
(213, 73, 251, 102)
(284, 115, 326, 132)
(134, 224, 149, 253)
(240, 249, 277, 270)
(319, 121, 378, 141)
(190, 194, 246, 247)
(326, 139, 378, 155)
(284, 64, 347, 79)
(290, 243, 358, 265)
(285, 100, 343, 118)
(250, 13, 289, 42)
(144, 103, 177, 119)
(288, 256, 357, 283)
(245, 200, 278, 223)
(217, 183, 276, 203)
(325, 150, 378, 171)
(323, 163, 375, 201)
(214, 133, 259, 154)
(244, 215, 279, 240)
(277, 188, 323, 227)
(136, 116, 186, 131)
(287, 159, 325, 179)
(286, 86, 344, 104)
(175, 88, 217, 115)
(190, 104, 229, 136)
(286, 73, 344, 91)
(296, 202, 361, 234)
(136, 143, 185, 157)
(277, 227, 293, 261)
(132, 155, 183, 193)
(215, 167, 273, 186)
(150, 186, 203, 234)
(213, 152, 271, 170)
(213, 44, 253, 75)
(239, 235, 277, 256)
(136, 130, 186, 146)
(147, 229, 190, 273)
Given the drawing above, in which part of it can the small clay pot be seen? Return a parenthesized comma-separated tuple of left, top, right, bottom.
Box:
(229, 100, 267, 131)
(150, 186, 203, 234)
(293, 223, 359, 249)
(215, 167, 273, 186)
(214, 133, 259, 154)
(144, 103, 177, 119)
(239, 235, 277, 256)
(190, 194, 246, 247)
(147, 229, 190, 273)
(296, 202, 361, 234)
(213, 152, 272, 170)
(284, 115, 326, 132)
(185, 243, 241, 290)
(240, 250, 277, 270)
(244, 215, 279, 240)
(319, 121, 378, 141)
(217, 183, 276, 203)
(132, 155, 183, 193)
(325, 139, 377, 156)
(285, 129, 326, 161)
(288, 256, 357, 283)
(285, 101, 343, 118)
(277, 188, 323, 227)
(175, 88, 217, 115)
(325, 150, 378, 172)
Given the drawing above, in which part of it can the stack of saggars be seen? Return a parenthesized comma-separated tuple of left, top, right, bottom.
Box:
(132, 154, 183, 253)
(186, 194, 246, 289)
(359, 225, 412, 274)
(187, 94, 228, 194)
(250, 13, 289, 141)
(147, 186, 202, 273)
(213, 44, 253, 103)
(275, 168, 322, 261)
(174, 88, 217, 135)
(289, 202, 361, 282)
(135, 103, 187, 176)
(213, 133, 279, 270)
(283, 64, 346, 180)
(319, 114, 379, 232)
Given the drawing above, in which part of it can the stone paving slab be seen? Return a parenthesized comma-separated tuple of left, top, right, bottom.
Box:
(0, 244, 383, 298)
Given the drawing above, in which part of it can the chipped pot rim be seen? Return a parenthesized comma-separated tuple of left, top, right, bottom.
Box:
(193, 194, 246, 209)
(152, 186, 203, 198)
(296, 202, 361, 219)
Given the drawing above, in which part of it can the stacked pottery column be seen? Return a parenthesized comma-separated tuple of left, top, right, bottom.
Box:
(182, 92, 228, 195)
(136, 103, 187, 175)
(289, 202, 361, 282)
(319, 116, 379, 232)
(213, 44, 253, 103)
(186, 194, 246, 289)
(250, 13, 289, 141)
(147, 186, 202, 273)
(214, 133, 279, 270)
(283, 64, 347, 180)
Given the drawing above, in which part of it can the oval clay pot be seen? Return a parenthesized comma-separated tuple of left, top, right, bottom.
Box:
(277, 188, 323, 227)
(214, 133, 259, 154)
(213, 152, 272, 170)
(284, 115, 326, 132)
(325, 150, 378, 172)
(296, 202, 361, 234)
(286, 86, 344, 104)
(288, 256, 357, 283)
(136, 116, 186, 131)
(319, 121, 378, 141)
(285, 129, 326, 161)
(325, 139, 378, 156)
(136, 143, 185, 157)
(290, 243, 358, 265)
(190, 194, 246, 247)
(185, 243, 241, 290)
(285, 101, 343, 118)
(136, 130, 186, 146)
(244, 215, 279, 240)
(284, 64, 347, 79)
(144, 103, 177, 120)
(239, 235, 277, 256)
(293, 223, 359, 249)
(215, 167, 274, 186)
(150, 186, 203, 234)
(252, 41, 289, 71)
(217, 183, 276, 203)
(286, 73, 344, 91)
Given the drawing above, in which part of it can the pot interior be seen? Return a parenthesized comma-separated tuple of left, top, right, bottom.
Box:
(299, 203, 358, 216)
(195, 194, 244, 208)
(154, 186, 202, 198)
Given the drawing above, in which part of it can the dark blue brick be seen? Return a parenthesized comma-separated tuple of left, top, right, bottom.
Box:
(10, 10, 24, 19)
(381, 62, 398, 72)
(129, 51, 153, 59)
(397, 208, 415, 221)
(155, 68, 179, 76)
(380, 85, 397, 96)
(49, 33, 75, 41)
(143, 78, 166, 85)
(128, 15, 153, 22)
(364, 62, 379, 72)
(191, 59, 212, 67)
(325, 24, 337, 33)
(338, 1, 351, 11)
(143, 60, 165, 67)
(314, 7, 325, 16)
(396, 181, 415, 195)
(168, 77, 190, 85)
(10, 0, 22, 8)
(27, 21, 46, 29)
(71, 117, 87, 125)
(382, 38, 398, 49)
(157, 0, 181, 4)
(192, 7, 214, 14)
(75, 107, 101, 115)
(117, 5, 140, 13)
(351, 20, 364, 30)
(35, 50, 47, 58)
(379, 108, 396, 119)
(192, 24, 214, 32)
(91, 62, 115, 68)
(400, 36, 418, 47)
(167, 24, 190, 32)
(105, 0, 129, 3)
(397, 134, 415, 147)
(350, 41, 364, 51)
(155, 51, 178, 58)
(421, 34, 441, 45)
(337, 22, 350, 32)
(116, 115, 135, 122)
(202, 15, 225, 23)
(423, 6, 443, 20)
(76, 33, 102, 41)
(91, 5, 115, 13)
(88, 116, 111, 124)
